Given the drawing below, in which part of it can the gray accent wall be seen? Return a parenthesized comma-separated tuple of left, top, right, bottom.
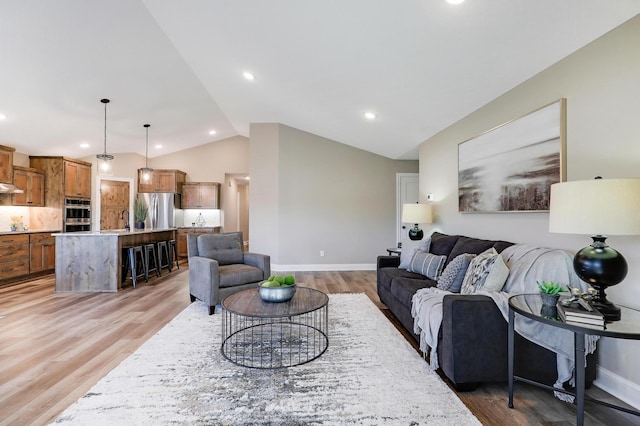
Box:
(250, 123, 418, 268)
(419, 15, 640, 408)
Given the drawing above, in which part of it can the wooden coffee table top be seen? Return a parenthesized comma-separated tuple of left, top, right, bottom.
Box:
(222, 286, 328, 318)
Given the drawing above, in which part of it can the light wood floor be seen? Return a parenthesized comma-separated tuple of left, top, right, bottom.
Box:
(0, 269, 637, 425)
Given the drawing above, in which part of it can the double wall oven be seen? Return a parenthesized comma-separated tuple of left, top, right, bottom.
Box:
(64, 198, 91, 232)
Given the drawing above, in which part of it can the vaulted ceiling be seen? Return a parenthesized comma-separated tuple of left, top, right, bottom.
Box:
(0, 1, 638, 161)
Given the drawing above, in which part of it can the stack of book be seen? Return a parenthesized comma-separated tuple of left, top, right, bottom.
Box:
(556, 299, 605, 327)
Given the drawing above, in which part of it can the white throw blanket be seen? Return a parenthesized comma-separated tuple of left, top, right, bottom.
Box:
(412, 244, 599, 402)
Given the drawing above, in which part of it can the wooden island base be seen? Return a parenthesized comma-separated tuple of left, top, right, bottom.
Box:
(54, 228, 176, 292)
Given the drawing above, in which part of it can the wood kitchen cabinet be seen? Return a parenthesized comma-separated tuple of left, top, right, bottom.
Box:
(181, 182, 220, 209)
(176, 227, 221, 258)
(0, 145, 15, 184)
(29, 232, 56, 274)
(0, 234, 30, 280)
(64, 160, 92, 198)
(12, 166, 45, 207)
(30, 157, 93, 205)
(138, 169, 186, 193)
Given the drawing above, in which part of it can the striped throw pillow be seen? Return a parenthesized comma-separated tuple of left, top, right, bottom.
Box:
(408, 250, 447, 280)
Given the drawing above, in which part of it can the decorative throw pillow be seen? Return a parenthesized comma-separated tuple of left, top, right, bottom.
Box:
(460, 248, 498, 295)
(408, 249, 446, 280)
(399, 237, 431, 270)
(437, 253, 476, 292)
(477, 253, 510, 292)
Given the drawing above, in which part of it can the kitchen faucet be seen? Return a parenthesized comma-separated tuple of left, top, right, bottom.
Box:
(120, 209, 130, 231)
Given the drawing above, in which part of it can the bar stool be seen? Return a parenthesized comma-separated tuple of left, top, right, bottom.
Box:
(122, 245, 146, 288)
(157, 240, 171, 275)
(168, 239, 179, 270)
(144, 243, 160, 279)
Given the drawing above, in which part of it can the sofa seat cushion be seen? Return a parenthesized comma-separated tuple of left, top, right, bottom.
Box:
(390, 277, 437, 310)
(219, 264, 264, 288)
(378, 267, 426, 292)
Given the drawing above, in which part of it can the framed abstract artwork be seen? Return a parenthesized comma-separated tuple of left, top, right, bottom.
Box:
(458, 99, 566, 213)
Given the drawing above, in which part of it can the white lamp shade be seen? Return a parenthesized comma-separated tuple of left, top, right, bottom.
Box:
(402, 203, 433, 224)
(549, 178, 640, 236)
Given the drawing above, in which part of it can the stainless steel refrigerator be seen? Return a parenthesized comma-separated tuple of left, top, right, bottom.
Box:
(139, 193, 181, 229)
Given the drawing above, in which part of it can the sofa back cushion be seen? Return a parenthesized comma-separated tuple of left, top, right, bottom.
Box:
(408, 250, 446, 280)
(197, 232, 244, 265)
(447, 235, 514, 264)
(429, 232, 460, 257)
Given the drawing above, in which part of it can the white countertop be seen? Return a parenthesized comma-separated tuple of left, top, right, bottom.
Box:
(53, 228, 177, 236)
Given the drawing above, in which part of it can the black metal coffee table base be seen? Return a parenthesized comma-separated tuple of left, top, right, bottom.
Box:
(221, 287, 329, 369)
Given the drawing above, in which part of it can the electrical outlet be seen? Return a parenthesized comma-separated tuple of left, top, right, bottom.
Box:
(320, 250, 325, 257)
(426, 193, 433, 200)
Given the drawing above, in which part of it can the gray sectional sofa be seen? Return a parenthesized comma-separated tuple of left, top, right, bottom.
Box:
(377, 231, 596, 391)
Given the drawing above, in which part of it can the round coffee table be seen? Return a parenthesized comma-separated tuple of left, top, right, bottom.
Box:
(221, 286, 329, 369)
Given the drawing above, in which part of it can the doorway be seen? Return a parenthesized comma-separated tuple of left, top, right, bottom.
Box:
(95, 177, 135, 231)
(396, 173, 419, 246)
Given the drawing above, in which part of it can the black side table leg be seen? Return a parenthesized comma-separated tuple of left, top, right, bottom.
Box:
(508, 308, 515, 408)
(575, 332, 586, 426)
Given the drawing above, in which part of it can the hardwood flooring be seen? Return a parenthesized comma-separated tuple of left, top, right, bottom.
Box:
(0, 269, 637, 425)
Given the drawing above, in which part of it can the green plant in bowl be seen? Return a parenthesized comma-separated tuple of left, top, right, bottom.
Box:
(537, 281, 567, 295)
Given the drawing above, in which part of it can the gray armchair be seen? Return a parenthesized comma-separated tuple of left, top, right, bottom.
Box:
(187, 232, 270, 315)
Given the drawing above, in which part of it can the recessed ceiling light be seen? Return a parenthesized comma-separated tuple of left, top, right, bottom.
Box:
(209, 130, 217, 135)
(446, 0, 464, 4)
(243, 72, 255, 81)
(80, 143, 90, 149)
(245, 176, 250, 180)
(364, 112, 376, 120)
(0, 114, 6, 121)
(155, 144, 163, 149)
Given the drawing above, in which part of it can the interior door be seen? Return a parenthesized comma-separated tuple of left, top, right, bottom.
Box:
(396, 173, 419, 245)
(100, 180, 130, 230)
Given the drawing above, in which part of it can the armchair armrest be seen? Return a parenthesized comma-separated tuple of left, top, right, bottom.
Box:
(377, 255, 401, 269)
(188, 256, 221, 306)
(243, 252, 271, 280)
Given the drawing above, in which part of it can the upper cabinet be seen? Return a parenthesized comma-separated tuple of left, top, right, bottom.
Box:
(0, 145, 15, 184)
(30, 157, 93, 207)
(138, 169, 186, 193)
(181, 182, 220, 209)
(63, 160, 91, 198)
(12, 166, 45, 206)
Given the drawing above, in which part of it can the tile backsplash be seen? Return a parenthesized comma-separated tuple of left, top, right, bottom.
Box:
(182, 209, 221, 227)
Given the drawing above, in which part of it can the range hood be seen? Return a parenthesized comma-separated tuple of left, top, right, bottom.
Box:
(0, 183, 24, 193)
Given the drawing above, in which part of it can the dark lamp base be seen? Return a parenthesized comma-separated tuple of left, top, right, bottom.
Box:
(408, 225, 423, 241)
(591, 297, 621, 322)
(573, 235, 627, 322)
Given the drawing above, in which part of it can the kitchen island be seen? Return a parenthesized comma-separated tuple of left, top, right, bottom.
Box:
(54, 228, 176, 292)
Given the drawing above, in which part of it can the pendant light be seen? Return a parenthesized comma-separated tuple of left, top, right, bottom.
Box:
(140, 123, 154, 183)
(96, 98, 114, 175)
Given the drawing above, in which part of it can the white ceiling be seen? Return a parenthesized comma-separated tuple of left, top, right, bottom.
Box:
(0, 1, 638, 161)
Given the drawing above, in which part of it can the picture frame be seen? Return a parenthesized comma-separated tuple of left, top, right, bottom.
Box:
(458, 99, 566, 213)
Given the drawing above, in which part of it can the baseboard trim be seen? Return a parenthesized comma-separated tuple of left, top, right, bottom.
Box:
(594, 366, 640, 410)
(272, 263, 376, 272)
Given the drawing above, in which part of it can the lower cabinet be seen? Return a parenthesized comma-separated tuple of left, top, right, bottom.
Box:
(0, 232, 56, 283)
(176, 227, 221, 259)
(0, 234, 30, 280)
(30, 232, 56, 274)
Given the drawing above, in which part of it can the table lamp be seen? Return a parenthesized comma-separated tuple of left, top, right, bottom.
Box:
(402, 203, 433, 241)
(549, 177, 640, 321)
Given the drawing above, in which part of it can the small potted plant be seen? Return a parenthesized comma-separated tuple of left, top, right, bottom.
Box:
(537, 280, 567, 318)
(133, 197, 148, 229)
(10, 215, 22, 232)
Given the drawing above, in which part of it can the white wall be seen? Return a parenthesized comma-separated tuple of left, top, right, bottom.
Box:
(419, 15, 640, 407)
(250, 123, 418, 269)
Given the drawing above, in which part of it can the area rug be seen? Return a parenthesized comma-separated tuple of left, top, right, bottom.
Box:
(53, 293, 480, 425)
